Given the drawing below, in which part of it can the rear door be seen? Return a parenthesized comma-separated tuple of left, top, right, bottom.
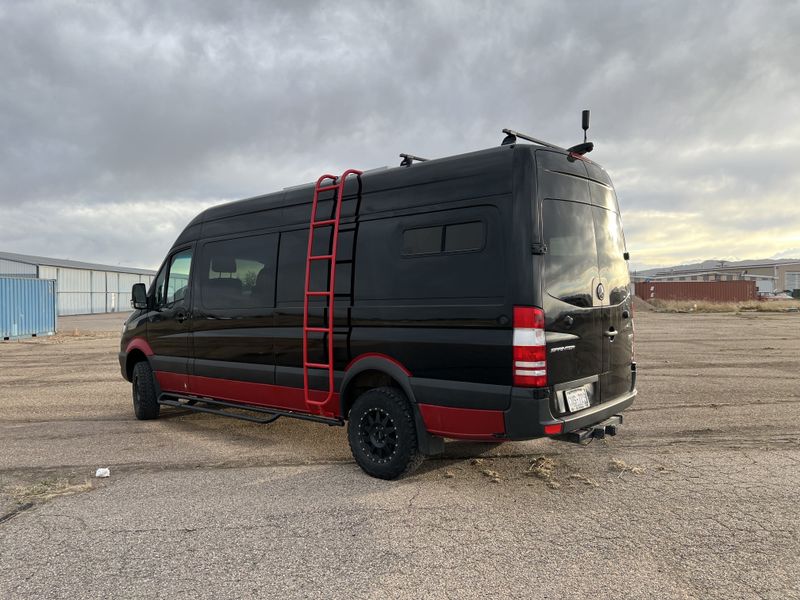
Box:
(540, 199, 603, 390)
(591, 195, 634, 401)
(536, 151, 603, 406)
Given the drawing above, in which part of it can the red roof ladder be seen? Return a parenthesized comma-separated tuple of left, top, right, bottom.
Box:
(303, 169, 363, 408)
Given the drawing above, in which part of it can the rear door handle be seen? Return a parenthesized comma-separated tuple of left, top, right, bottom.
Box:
(603, 328, 618, 338)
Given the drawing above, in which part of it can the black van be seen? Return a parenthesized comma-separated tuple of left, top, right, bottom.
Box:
(119, 136, 636, 479)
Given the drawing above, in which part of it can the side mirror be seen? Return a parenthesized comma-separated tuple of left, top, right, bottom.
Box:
(131, 283, 148, 310)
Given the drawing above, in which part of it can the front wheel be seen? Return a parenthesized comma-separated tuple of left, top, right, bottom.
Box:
(347, 387, 423, 480)
(132, 360, 160, 420)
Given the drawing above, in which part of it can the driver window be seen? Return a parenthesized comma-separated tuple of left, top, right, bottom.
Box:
(165, 249, 193, 306)
(151, 266, 167, 307)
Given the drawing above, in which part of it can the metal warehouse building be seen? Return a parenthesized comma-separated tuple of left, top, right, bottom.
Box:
(632, 259, 800, 295)
(0, 251, 155, 316)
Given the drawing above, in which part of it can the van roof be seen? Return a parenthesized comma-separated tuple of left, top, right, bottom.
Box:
(184, 143, 610, 231)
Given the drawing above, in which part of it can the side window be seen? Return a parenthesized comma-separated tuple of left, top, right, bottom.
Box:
(402, 221, 484, 257)
(444, 222, 483, 252)
(356, 208, 502, 302)
(165, 249, 193, 306)
(542, 199, 598, 308)
(199, 234, 277, 309)
(151, 265, 167, 306)
(402, 226, 442, 255)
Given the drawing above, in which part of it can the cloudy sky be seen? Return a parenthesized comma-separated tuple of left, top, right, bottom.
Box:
(2, 1, 798, 271)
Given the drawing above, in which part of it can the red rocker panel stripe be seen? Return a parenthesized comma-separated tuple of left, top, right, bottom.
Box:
(155, 372, 340, 414)
(418, 404, 506, 440)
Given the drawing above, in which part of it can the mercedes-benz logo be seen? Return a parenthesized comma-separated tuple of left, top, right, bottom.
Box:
(596, 283, 605, 300)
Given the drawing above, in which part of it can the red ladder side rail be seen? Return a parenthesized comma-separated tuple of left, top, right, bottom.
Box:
(303, 168, 362, 407)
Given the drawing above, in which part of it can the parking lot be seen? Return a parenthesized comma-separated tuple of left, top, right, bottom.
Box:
(1, 309, 798, 599)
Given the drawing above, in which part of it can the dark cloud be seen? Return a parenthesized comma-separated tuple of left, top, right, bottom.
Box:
(1, 0, 798, 268)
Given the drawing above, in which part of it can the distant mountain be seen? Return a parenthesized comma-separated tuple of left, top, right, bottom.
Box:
(771, 248, 800, 260)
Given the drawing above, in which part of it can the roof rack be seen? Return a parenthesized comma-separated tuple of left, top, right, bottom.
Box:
(399, 153, 428, 167)
(501, 128, 567, 152)
(503, 111, 595, 156)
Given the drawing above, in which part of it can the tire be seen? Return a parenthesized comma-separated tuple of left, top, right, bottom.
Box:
(347, 387, 423, 480)
(132, 360, 160, 420)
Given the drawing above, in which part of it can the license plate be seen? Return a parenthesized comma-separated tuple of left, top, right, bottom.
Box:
(565, 388, 590, 412)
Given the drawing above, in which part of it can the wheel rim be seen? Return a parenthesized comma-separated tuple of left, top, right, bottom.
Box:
(358, 407, 398, 463)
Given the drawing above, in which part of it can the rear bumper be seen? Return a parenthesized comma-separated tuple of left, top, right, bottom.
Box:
(413, 365, 637, 441)
(503, 387, 637, 440)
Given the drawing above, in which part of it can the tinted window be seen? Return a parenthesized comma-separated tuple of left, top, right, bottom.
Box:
(444, 222, 483, 252)
(402, 221, 484, 256)
(199, 234, 277, 308)
(543, 199, 597, 308)
(357, 209, 502, 302)
(165, 249, 192, 306)
(593, 207, 630, 305)
(151, 265, 166, 306)
(276, 229, 306, 304)
(402, 226, 442, 255)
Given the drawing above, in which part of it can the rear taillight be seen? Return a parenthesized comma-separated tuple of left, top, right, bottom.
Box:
(513, 306, 547, 387)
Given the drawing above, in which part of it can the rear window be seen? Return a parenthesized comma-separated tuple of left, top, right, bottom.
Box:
(542, 199, 596, 308)
(594, 207, 630, 304)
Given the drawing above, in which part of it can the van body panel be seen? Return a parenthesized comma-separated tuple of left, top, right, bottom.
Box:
(418, 404, 506, 440)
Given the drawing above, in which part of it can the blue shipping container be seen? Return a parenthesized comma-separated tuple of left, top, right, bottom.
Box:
(0, 277, 57, 340)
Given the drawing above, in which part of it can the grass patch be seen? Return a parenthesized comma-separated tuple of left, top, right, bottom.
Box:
(9, 478, 93, 504)
(648, 299, 800, 313)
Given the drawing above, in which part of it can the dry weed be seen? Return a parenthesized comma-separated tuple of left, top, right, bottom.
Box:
(609, 458, 645, 477)
(9, 478, 93, 503)
(569, 473, 599, 487)
(648, 299, 799, 313)
(526, 456, 557, 480)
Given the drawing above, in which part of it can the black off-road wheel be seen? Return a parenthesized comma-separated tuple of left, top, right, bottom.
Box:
(347, 387, 423, 480)
(132, 360, 160, 420)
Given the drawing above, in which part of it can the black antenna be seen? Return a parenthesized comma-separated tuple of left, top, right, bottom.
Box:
(582, 109, 590, 143)
(567, 109, 594, 155)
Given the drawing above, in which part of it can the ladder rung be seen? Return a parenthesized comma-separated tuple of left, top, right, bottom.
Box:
(311, 219, 336, 227)
(309, 254, 333, 260)
(306, 362, 330, 369)
(305, 291, 332, 296)
(316, 184, 339, 192)
(305, 327, 331, 333)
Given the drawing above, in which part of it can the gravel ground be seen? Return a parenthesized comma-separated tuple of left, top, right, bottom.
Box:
(0, 310, 798, 599)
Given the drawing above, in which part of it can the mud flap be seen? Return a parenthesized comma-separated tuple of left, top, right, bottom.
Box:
(413, 403, 445, 456)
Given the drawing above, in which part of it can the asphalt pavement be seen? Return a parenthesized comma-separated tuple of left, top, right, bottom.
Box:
(1, 310, 798, 599)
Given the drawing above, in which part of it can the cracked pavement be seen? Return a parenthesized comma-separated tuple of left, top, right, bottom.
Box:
(0, 310, 798, 599)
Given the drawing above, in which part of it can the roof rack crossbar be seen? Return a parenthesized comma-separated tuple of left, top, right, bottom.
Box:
(399, 153, 428, 167)
(501, 128, 568, 153)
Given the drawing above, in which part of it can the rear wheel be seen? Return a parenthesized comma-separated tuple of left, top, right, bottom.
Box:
(347, 387, 423, 480)
(132, 361, 160, 420)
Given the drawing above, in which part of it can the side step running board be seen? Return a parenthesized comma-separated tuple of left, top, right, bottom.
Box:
(158, 394, 344, 427)
(553, 414, 623, 444)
